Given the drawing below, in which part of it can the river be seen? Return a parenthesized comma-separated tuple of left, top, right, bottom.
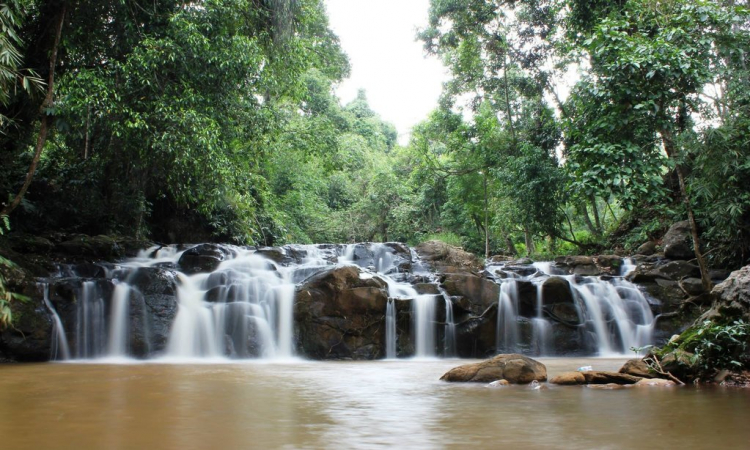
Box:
(1, 357, 749, 449)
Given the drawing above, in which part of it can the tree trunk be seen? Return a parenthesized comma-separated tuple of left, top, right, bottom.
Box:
(484, 172, 489, 258)
(1, 2, 66, 218)
(578, 203, 599, 237)
(524, 227, 533, 256)
(660, 127, 713, 292)
(590, 194, 602, 234)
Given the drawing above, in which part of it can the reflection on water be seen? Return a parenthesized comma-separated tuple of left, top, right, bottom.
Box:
(1, 358, 749, 449)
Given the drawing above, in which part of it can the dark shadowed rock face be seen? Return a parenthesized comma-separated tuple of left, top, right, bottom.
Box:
(662, 221, 693, 260)
(440, 353, 547, 384)
(294, 266, 390, 359)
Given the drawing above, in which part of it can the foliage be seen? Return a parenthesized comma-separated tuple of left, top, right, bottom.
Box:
(669, 320, 750, 374)
(0, 255, 28, 328)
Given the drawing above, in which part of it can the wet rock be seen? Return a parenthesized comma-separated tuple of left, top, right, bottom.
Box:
(549, 371, 586, 385)
(441, 273, 499, 315)
(440, 353, 547, 384)
(581, 371, 642, 384)
(454, 306, 497, 358)
(57, 235, 123, 260)
(541, 277, 574, 306)
(414, 283, 440, 295)
(178, 244, 231, 274)
(662, 221, 693, 260)
(651, 261, 701, 281)
(6, 234, 55, 254)
(0, 284, 52, 361)
(255, 247, 288, 264)
(596, 255, 622, 274)
(586, 383, 628, 390)
(635, 378, 676, 387)
(488, 379, 510, 387)
(619, 359, 656, 378)
(294, 265, 390, 360)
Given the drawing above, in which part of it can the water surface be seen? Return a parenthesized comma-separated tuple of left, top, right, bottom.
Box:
(1, 358, 748, 449)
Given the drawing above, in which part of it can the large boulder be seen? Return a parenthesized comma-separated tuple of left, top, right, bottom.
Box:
(440, 353, 547, 384)
(703, 265, 750, 322)
(662, 221, 693, 260)
(178, 244, 232, 274)
(619, 358, 657, 378)
(294, 265, 390, 359)
(442, 273, 499, 315)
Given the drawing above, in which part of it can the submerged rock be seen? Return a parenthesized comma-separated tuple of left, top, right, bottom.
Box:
(549, 372, 586, 385)
(440, 353, 547, 384)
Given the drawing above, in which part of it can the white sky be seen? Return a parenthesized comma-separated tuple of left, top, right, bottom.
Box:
(324, 0, 449, 145)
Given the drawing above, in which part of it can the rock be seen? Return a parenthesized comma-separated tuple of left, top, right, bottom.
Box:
(635, 378, 676, 387)
(586, 383, 628, 390)
(178, 244, 231, 274)
(662, 221, 693, 260)
(636, 241, 658, 256)
(415, 241, 482, 272)
(595, 255, 622, 273)
(619, 359, 656, 378)
(680, 277, 705, 296)
(6, 234, 55, 254)
(703, 265, 750, 322)
(454, 307, 498, 358)
(581, 371, 642, 384)
(488, 379, 509, 387)
(549, 371, 586, 385)
(57, 235, 123, 260)
(441, 273, 499, 315)
(652, 261, 701, 281)
(541, 277, 574, 306)
(414, 283, 440, 295)
(294, 265, 390, 359)
(440, 353, 547, 384)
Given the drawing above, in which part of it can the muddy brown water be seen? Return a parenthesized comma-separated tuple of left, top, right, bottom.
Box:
(1, 357, 749, 449)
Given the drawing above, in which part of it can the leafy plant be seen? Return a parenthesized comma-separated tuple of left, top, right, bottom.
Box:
(0, 255, 28, 328)
(671, 320, 750, 374)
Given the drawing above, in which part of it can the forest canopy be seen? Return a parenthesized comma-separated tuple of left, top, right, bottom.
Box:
(1, 0, 749, 270)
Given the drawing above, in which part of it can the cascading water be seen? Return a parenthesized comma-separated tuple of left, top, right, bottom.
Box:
(441, 287, 456, 357)
(39, 240, 658, 361)
(531, 283, 552, 356)
(385, 298, 397, 358)
(42, 283, 70, 360)
(496, 280, 520, 353)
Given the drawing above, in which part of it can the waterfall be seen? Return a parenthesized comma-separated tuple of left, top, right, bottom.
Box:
(107, 283, 130, 357)
(531, 283, 552, 356)
(442, 291, 456, 357)
(76, 281, 107, 358)
(385, 298, 397, 358)
(42, 283, 70, 360)
(496, 280, 519, 353)
(413, 294, 436, 357)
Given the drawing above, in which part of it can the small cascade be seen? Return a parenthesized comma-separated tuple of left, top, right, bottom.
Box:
(567, 276, 655, 355)
(441, 288, 456, 357)
(620, 258, 637, 276)
(107, 283, 130, 357)
(76, 281, 107, 358)
(42, 283, 70, 360)
(531, 283, 552, 356)
(496, 280, 519, 353)
(385, 298, 397, 358)
(412, 294, 436, 357)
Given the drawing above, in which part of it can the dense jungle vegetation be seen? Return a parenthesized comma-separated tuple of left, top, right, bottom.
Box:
(1, 0, 749, 273)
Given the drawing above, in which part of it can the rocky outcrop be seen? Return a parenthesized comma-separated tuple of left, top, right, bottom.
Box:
(662, 221, 693, 260)
(619, 358, 657, 378)
(702, 265, 750, 322)
(294, 265, 390, 359)
(440, 353, 547, 384)
(415, 240, 482, 273)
